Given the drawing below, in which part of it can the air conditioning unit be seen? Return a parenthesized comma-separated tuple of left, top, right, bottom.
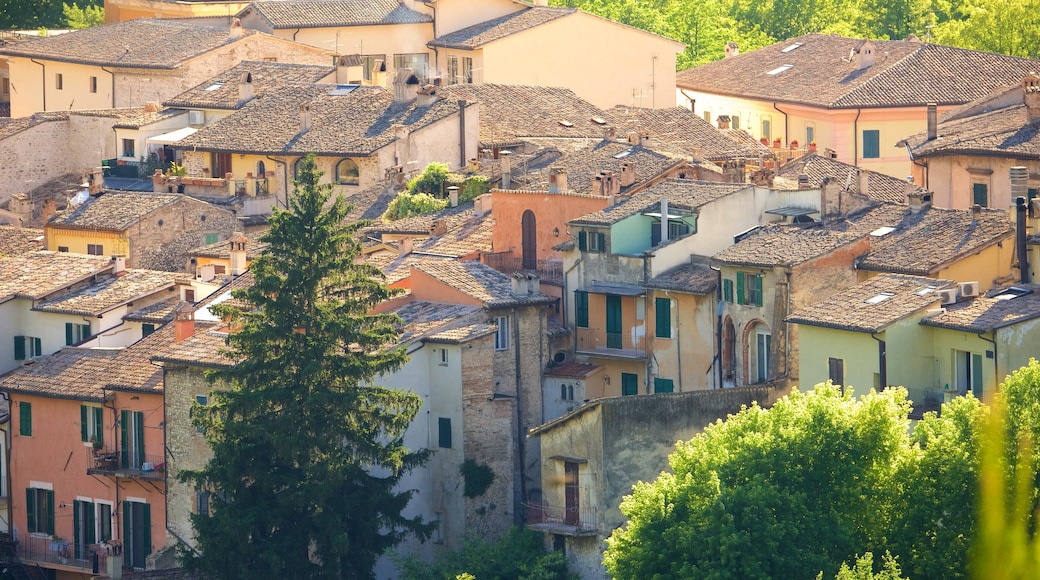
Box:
(938, 288, 959, 305)
(188, 110, 204, 125)
(959, 281, 980, 298)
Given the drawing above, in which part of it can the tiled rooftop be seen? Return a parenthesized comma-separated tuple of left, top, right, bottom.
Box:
(0, 251, 112, 302)
(0, 112, 67, 141)
(606, 106, 762, 161)
(33, 269, 177, 316)
(164, 61, 334, 110)
(677, 33, 1040, 109)
(0, 226, 45, 257)
(49, 192, 180, 231)
(428, 6, 576, 50)
(0, 19, 258, 69)
(571, 179, 747, 226)
(904, 102, 1040, 159)
(413, 211, 494, 258)
(369, 202, 475, 235)
(921, 286, 1040, 332)
(646, 262, 718, 294)
(393, 299, 488, 343)
(189, 236, 268, 260)
(150, 321, 236, 368)
(124, 296, 183, 324)
(414, 260, 553, 307)
(787, 273, 954, 333)
(108, 107, 187, 129)
(437, 84, 610, 145)
(544, 361, 601, 378)
(176, 85, 462, 155)
(508, 141, 683, 194)
(776, 155, 910, 204)
(713, 225, 864, 268)
(0, 324, 173, 401)
(241, 0, 432, 29)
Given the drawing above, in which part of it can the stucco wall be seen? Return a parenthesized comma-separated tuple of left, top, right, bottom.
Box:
(490, 191, 608, 267)
(923, 155, 1040, 211)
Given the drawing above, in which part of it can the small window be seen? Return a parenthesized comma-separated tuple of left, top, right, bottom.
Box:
(587, 232, 605, 252)
(702, 111, 711, 123)
(761, 118, 771, 142)
(560, 384, 567, 400)
(184, 289, 196, 303)
(973, 183, 989, 207)
(26, 487, 54, 534)
(336, 159, 359, 186)
(806, 125, 815, 147)
(195, 489, 210, 516)
(121, 138, 135, 158)
(575, 291, 589, 328)
(862, 129, 880, 159)
(141, 323, 155, 338)
(462, 57, 473, 83)
(57, 246, 68, 252)
(723, 278, 734, 303)
(87, 244, 104, 256)
(81, 405, 103, 444)
(1, 77, 9, 95)
(653, 377, 674, 393)
(204, 233, 219, 246)
(195, 395, 208, 406)
(66, 322, 90, 345)
(439, 349, 448, 366)
(621, 373, 638, 396)
(89, 76, 97, 93)
(736, 272, 764, 306)
(731, 115, 740, 130)
(55, 73, 63, 90)
(14, 336, 42, 361)
(438, 417, 451, 448)
(447, 55, 458, 84)
(19, 402, 31, 437)
(828, 357, 845, 388)
(494, 316, 509, 350)
(655, 297, 671, 339)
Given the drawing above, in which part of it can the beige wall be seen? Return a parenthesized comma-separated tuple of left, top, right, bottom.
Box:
(649, 290, 716, 391)
(920, 155, 1040, 211)
(429, 0, 520, 36)
(104, 0, 250, 23)
(270, 24, 433, 76)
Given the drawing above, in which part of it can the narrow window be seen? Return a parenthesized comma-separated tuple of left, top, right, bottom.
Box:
(655, 297, 671, 338)
(862, 129, 880, 159)
(19, 402, 31, 436)
(494, 316, 509, 350)
(653, 378, 674, 393)
(81, 405, 103, 444)
(121, 138, 135, 158)
(575, 291, 589, 328)
(723, 278, 734, 303)
(196, 490, 210, 516)
(141, 323, 155, 338)
(973, 183, 989, 207)
(55, 73, 63, 90)
(439, 348, 448, 365)
(89, 76, 97, 93)
(438, 417, 451, 448)
(621, 373, 638, 396)
(462, 57, 473, 83)
(446, 55, 458, 84)
(828, 357, 845, 388)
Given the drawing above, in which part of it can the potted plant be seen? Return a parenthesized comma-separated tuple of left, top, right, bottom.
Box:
(808, 141, 818, 153)
(772, 137, 782, 148)
(91, 436, 103, 451)
(760, 136, 769, 145)
(790, 139, 799, 149)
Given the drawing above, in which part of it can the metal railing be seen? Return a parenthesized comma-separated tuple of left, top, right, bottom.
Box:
(15, 535, 114, 572)
(482, 252, 563, 278)
(576, 327, 645, 353)
(526, 502, 598, 532)
(86, 447, 165, 480)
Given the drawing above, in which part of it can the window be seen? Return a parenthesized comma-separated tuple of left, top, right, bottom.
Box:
(66, 322, 90, 345)
(14, 336, 42, 361)
(393, 53, 430, 83)
(755, 330, 772, 383)
(494, 316, 509, 350)
(120, 410, 145, 469)
(19, 401, 31, 436)
(87, 244, 104, 256)
(731, 115, 740, 130)
(761, 118, 771, 142)
(462, 57, 473, 83)
(439, 348, 448, 366)
(336, 159, 359, 186)
(653, 377, 674, 393)
(621, 373, 638, 396)
(438, 417, 452, 448)
(81, 405, 103, 444)
(26, 487, 54, 534)
(1, 77, 9, 95)
(736, 272, 763, 306)
(862, 129, 880, 159)
(184, 288, 196, 302)
(575, 291, 589, 328)
(141, 323, 155, 338)
(805, 125, 815, 146)
(293, 158, 306, 180)
(828, 357, 845, 388)
(577, 231, 605, 253)
(361, 54, 386, 82)
(667, 221, 690, 239)
(122, 500, 151, 569)
(89, 76, 97, 93)
(98, 502, 113, 542)
(195, 395, 207, 433)
(702, 111, 711, 123)
(204, 233, 219, 245)
(58, 246, 68, 252)
(655, 297, 671, 338)
(447, 55, 458, 84)
(955, 350, 984, 398)
(121, 138, 135, 158)
(55, 73, 63, 90)
(195, 490, 210, 516)
(973, 183, 989, 207)
(561, 383, 574, 401)
(723, 278, 734, 303)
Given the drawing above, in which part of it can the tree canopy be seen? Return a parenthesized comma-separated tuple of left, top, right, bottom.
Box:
(179, 153, 431, 579)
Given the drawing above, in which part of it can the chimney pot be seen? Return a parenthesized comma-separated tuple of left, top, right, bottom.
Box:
(548, 167, 568, 193)
(724, 41, 740, 58)
(239, 71, 254, 104)
(926, 102, 937, 141)
(174, 306, 195, 343)
(1023, 74, 1040, 124)
(229, 17, 244, 38)
(299, 104, 312, 134)
(448, 185, 459, 207)
(620, 161, 636, 187)
(500, 150, 512, 190)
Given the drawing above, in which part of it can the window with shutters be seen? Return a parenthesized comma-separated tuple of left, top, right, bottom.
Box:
(578, 230, 605, 253)
(462, 57, 473, 83)
(973, 182, 989, 207)
(828, 357, 845, 388)
(735, 272, 764, 306)
(142, 323, 155, 338)
(14, 335, 42, 360)
(621, 372, 638, 396)
(87, 244, 104, 256)
(862, 129, 880, 159)
(447, 55, 458, 84)
(196, 489, 211, 516)
(575, 291, 589, 328)
(26, 487, 54, 534)
(81, 404, 103, 444)
(655, 297, 672, 338)
(66, 322, 91, 345)
(723, 278, 734, 303)
(653, 377, 674, 393)
(19, 401, 31, 436)
(120, 410, 145, 469)
(438, 417, 452, 448)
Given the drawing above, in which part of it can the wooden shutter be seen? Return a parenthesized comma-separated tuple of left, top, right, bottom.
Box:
(120, 410, 129, 468)
(723, 279, 733, 303)
(863, 130, 880, 158)
(19, 402, 30, 437)
(438, 417, 451, 448)
(122, 501, 131, 568)
(575, 291, 589, 328)
(973, 183, 988, 207)
(753, 274, 764, 307)
(66, 323, 75, 346)
(653, 378, 674, 393)
(595, 232, 606, 252)
(13, 336, 25, 361)
(655, 297, 671, 338)
(577, 231, 587, 251)
(736, 272, 745, 305)
(94, 407, 103, 444)
(73, 500, 80, 556)
(134, 412, 144, 466)
(142, 503, 151, 559)
(26, 489, 36, 532)
(972, 353, 984, 398)
(81, 405, 88, 442)
(46, 490, 54, 535)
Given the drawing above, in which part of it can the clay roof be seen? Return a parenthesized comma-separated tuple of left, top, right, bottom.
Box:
(124, 296, 183, 324)
(437, 84, 610, 145)
(676, 33, 1040, 109)
(787, 273, 954, 333)
(189, 236, 268, 260)
(176, 85, 462, 156)
(241, 0, 432, 29)
(544, 361, 601, 378)
(364, 252, 441, 285)
(0, 252, 112, 302)
(508, 141, 683, 194)
(48, 192, 181, 231)
(904, 102, 1040, 160)
(165, 61, 334, 110)
(344, 183, 401, 224)
(428, 6, 576, 50)
(0, 325, 173, 401)
(393, 300, 489, 343)
(713, 225, 864, 268)
(776, 155, 910, 204)
(921, 287, 1040, 332)
(369, 202, 475, 235)
(646, 262, 718, 294)
(0, 226, 45, 257)
(0, 19, 259, 69)
(605, 106, 762, 161)
(33, 269, 177, 316)
(571, 179, 747, 226)
(413, 260, 553, 307)
(150, 321, 236, 368)
(0, 113, 67, 141)
(413, 211, 494, 258)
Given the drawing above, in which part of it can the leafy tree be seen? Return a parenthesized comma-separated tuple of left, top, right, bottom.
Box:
(180, 153, 431, 579)
(825, 552, 908, 580)
(407, 162, 453, 196)
(384, 191, 448, 221)
(934, 0, 1040, 58)
(63, 2, 104, 28)
(396, 527, 577, 580)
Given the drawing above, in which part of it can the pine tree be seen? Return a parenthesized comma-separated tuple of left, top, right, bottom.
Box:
(180, 153, 432, 579)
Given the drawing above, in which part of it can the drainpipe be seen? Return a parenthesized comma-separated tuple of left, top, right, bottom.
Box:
(458, 100, 466, 168)
(977, 331, 998, 398)
(30, 58, 46, 111)
(643, 251, 652, 394)
(264, 155, 289, 209)
(678, 89, 696, 112)
(853, 108, 862, 166)
(772, 102, 789, 146)
(904, 142, 929, 190)
(870, 333, 887, 390)
(291, 28, 301, 41)
(100, 66, 116, 108)
(710, 263, 723, 389)
(511, 309, 527, 519)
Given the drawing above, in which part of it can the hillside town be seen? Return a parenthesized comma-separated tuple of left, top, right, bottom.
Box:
(1, 0, 1039, 578)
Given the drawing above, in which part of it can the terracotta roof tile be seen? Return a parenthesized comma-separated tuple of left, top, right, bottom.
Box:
(571, 179, 747, 226)
(905, 102, 1040, 159)
(392, 300, 487, 343)
(921, 286, 1040, 332)
(544, 361, 601, 378)
(429, 7, 575, 50)
(606, 106, 762, 161)
(124, 296, 183, 324)
(150, 322, 236, 368)
(776, 155, 910, 204)
(647, 262, 717, 294)
(0, 251, 112, 302)
(414, 260, 553, 307)
(33, 269, 177, 316)
(508, 141, 683, 194)
(49, 192, 181, 231)
(787, 273, 954, 333)
(164, 61, 334, 110)
(414, 212, 494, 258)
(242, 0, 432, 29)
(0, 113, 66, 141)
(0, 226, 45, 257)
(677, 33, 1040, 109)
(713, 225, 864, 268)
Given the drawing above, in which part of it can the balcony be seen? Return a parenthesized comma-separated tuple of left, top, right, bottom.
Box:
(86, 447, 164, 481)
(15, 535, 116, 573)
(525, 502, 598, 537)
(482, 251, 563, 282)
(575, 327, 646, 359)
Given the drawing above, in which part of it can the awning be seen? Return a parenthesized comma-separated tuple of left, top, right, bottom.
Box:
(585, 281, 645, 296)
(146, 127, 197, 145)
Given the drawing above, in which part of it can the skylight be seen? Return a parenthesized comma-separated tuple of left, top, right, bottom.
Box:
(994, 287, 1033, 300)
(613, 149, 635, 159)
(204, 83, 224, 91)
(865, 292, 894, 304)
(915, 286, 938, 296)
(559, 120, 574, 128)
(781, 42, 803, 53)
(766, 64, 793, 75)
(591, 117, 607, 125)
(870, 226, 896, 237)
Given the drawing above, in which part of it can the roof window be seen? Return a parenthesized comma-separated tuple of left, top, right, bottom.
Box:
(865, 292, 894, 304)
(204, 83, 224, 92)
(559, 120, 574, 127)
(870, 226, 896, 237)
(766, 65, 793, 75)
(781, 42, 803, 53)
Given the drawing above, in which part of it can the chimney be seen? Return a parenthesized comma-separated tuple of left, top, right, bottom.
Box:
(1024, 74, 1040, 124)
(373, 59, 388, 87)
(626, 131, 640, 145)
(335, 54, 363, 84)
(660, 197, 669, 243)
(9, 193, 31, 225)
(724, 41, 740, 58)
(112, 255, 126, 276)
(858, 169, 869, 196)
(237, 71, 255, 105)
(198, 263, 216, 282)
(592, 174, 605, 197)
(500, 150, 512, 190)
(448, 185, 459, 207)
(511, 272, 528, 296)
(229, 17, 244, 38)
(620, 161, 636, 187)
(907, 187, 932, 213)
(430, 218, 447, 236)
(474, 193, 492, 216)
(821, 176, 842, 218)
(1011, 166, 1029, 204)
(88, 167, 104, 195)
(691, 147, 704, 163)
(416, 84, 438, 107)
(972, 203, 982, 224)
(143, 101, 159, 113)
(174, 306, 195, 343)
(299, 104, 312, 134)
(548, 167, 568, 193)
(854, 40, 875, 70)
(1016, 196, 1030, 283)
(393, 68, 416, 103)
(398, 237, 413, 257)
(42, 199, 57, 222)
(603, 125, 617, 140)
(468, 158, 480, 172)
(229, 232, 248, 275)
(717, 115, 730, 130)
(639, 131, 651, 147)
(926, 102, 937, 141)
(797, 173, 811, 189)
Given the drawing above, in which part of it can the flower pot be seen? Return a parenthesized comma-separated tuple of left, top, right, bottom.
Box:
(790, 140, 799, 149)
(772, 139, 782, 148)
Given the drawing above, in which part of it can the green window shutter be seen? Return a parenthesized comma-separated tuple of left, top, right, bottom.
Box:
(13, 336, 25, 361)
(653, 378, 674, 393)
(577, 231, 587, 251)
(973, 183, 988, 207)
(86, 500, 96, 546)
(655, 297, 671, 338)
(26, 489, 36, 532)
(575, 291, 589, 328)
(142, 323, 155, 337)
(81, 324, 90, 341)
(438, 417, 451, 448)
(723, 279, 733, 303)
(863, 130, 880, 159)
(204, 233, 218, 245)
(122, 501, 131, 569)
(596, 232, 606, 252)
(972, 353, 984, 398)
(19, 402, 31, 437)
(94, 407, 103, 444)
(66, 323, 75, 346)
(754, 274, 764, 307)
(73, 500, 81, 557)
(81, 405, 88, 442)
(736, 272, 745, 305)
(32, 337, 40, 357)
(621, 373, 638, 396)
(46, 490, 54, 535)
(120, 410, 129, 468)
(135, 411, 145, 463)
(142, 503, 152, 558)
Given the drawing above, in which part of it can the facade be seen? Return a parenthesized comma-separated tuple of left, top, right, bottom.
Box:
(676, 34, 1040, 179)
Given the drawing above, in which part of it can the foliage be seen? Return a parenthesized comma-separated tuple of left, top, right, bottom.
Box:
(407, 162, 453, 196)
(179, 153, 431, 579)
(825, 552, 908, 580)
(62, 2, 103, 28)
(934, 0, 1040, 58)
(384, 191, 448, 221)
(166, 161, 187, 177)
(460, 459, 495, 498)
(397, 527, 577, 580)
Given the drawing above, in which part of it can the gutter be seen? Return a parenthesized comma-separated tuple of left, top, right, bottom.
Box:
(903, 141, 928, 189)
(30, 58, 45, 111)
(772, 102, 789, 146)
(679, 88, 696, 112)
(100, 65, 116, 108)
(853, 108, 862, 165)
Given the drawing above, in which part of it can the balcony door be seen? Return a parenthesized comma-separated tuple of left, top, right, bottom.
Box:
(606, 295, 622, 349)
(521, 210, 536, 270)
(120, 410, 144, 469)
(564, 462, 579, 526)
(123, 501, 151, 569)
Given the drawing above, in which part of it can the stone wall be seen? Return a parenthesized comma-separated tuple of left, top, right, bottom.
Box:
(131, 196, 238, 271)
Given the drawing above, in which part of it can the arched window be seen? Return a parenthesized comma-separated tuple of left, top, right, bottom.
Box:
(336, 159, 360, 186)
(256, 160, 266, 178)
(293, 158, 306, 181)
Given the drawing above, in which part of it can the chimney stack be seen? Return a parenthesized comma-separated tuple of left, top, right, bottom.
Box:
(620, 161, 636, 187)
(548, 167, 568, 193)
(430, 218, 447, 236)
(1024, 74, 1040, 124)
(174, 306, 195, 343)
(972, 203, 982, 224)
(717, 115, 730, 130)
(797, 173, 810, 189)
(724, 41, 740, 58)
(9, 193, 31, 225)
(448, 185, 459, 207)
(1011, 166, 1029, 204)
(299, 104, 312, 134)
(926, 102, 937, 141)
(88, 167, 104, 195)
(229, 232, 248, 275)
(691, 147, 704, 163)
(858, 169, 869, 196)
(854, 40, 875, 70)
(660, 197, 669, 244)
(335, 54, 363, 84)
(229, 17, 244, 38)
(592, 174, 605, 197)
(239, 71, 254, 104)
(398, 237, 413, 257)
(1018, 196, 1030, 283)
(393, 68, 416, 103)
(907, 187, 932, 214)
(112, 255, 126, 276)
(500, 150, 512, 190)
(603, 125, 616, 140)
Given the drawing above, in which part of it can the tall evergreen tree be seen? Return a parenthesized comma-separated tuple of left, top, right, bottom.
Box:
(180, 153, 431, 579)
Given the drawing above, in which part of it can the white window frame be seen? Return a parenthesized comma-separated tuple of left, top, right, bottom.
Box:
(494, 316, 509, 351)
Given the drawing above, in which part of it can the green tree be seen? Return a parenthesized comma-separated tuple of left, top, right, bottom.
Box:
(826, 552, 908, 580)
(179, 153, 431, 579)
(383, 191, 448, 221)
(62, 2, 104, 28)
(407, 161, 452, 196)
(934, 0, 1040, 58)
(396, 527, 577, 580)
